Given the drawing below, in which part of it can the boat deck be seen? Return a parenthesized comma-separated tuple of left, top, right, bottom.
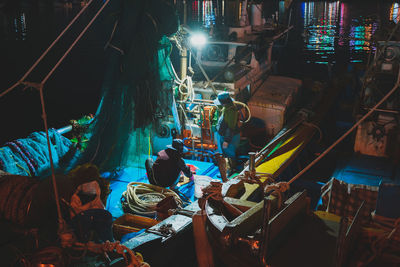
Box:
(100, 158, 221, 267)
(102, 158, 221, 220)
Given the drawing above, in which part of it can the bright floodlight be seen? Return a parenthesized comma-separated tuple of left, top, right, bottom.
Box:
(190, 33, 207, 48)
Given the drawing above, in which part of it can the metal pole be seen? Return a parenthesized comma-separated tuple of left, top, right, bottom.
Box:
(178, 0, 188, 134)
(249, 152, 256, 174)
(180, 0, 188, 80)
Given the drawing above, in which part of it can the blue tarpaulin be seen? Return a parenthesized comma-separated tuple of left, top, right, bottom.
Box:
(102, 158, 221, 219)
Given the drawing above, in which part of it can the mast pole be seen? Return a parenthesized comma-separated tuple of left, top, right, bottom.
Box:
(178, 0, 188, 134)
(180, 0, 188, 80)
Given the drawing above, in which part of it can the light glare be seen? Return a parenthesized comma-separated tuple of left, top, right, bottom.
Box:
(190, 33, 207, 48)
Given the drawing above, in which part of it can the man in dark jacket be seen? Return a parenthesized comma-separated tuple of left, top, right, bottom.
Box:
(145, 139, 193, 188)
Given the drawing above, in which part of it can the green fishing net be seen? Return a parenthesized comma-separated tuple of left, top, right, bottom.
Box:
(71, 0, 179, 172)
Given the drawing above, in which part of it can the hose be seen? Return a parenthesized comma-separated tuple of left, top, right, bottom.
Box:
(233, 100, 252, 123)
(121, 182, 182, 217)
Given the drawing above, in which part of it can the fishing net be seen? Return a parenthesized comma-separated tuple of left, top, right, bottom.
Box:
(69, 0, 179, 172)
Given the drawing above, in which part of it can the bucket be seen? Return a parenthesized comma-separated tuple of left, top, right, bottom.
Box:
(194, 175, 212, 198)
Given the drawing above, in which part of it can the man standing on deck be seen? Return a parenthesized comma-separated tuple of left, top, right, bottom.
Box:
(145, 139, 193, 188)
(214, 92, 241, 175)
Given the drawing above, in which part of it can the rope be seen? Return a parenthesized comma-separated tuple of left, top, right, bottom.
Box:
(0, 0, 95, 99)
(148, 132, 152, 157)
(198, 181, 223, 210)
(122, 182, 182, 217)
(37, 84, 66, 236)
(286, 67, 400, 187)
(198, 181, 243, 217)
(264, 182, 290, 209)
(187, 45, 218, 96)
(1, 0, 111, 245)
(177, 76, 194, 102)
(41, 0, 112, 85)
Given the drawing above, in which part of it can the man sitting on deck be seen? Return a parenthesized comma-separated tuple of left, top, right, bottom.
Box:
(145, 139, 194, 189)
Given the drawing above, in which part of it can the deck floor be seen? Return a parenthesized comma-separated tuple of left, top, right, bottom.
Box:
(102, 158, 221, 220)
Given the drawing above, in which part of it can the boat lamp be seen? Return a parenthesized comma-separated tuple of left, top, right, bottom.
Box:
(190, 33, 207, 48)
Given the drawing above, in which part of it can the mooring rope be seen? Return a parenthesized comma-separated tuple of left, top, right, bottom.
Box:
(41, 0, 112, 85)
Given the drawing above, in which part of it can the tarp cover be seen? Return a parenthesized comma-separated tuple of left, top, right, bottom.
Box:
(0, 129, 73, 178)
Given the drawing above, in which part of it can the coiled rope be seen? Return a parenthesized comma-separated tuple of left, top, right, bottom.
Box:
(121, 182, 182, 217)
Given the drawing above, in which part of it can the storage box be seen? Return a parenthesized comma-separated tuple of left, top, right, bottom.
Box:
(247, 75, 302, 137)
(353, 114, 398, 158)
(113, 213, 159, 240)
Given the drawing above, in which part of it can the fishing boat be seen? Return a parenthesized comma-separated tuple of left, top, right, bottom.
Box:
(2, 1, 398, 267)
(0, 1, 329, 266)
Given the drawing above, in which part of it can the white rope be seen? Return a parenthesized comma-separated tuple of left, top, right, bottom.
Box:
(177, 76, 195, 102)
(122, 182, 182, 217)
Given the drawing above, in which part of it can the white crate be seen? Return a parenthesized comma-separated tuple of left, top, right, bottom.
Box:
(247, 75, 302, 137)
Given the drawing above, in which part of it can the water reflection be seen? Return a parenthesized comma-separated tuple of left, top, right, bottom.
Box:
(301, 1, 379, 64)
(302, 1, 340, 64)
(390, 2, 399, 23)
(348, 17, 377, 62)
(14, 12, 27, 40)
(0, 8, 27, 41)
(186, 1, 383, 65)
(0, 1, 398, 67)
